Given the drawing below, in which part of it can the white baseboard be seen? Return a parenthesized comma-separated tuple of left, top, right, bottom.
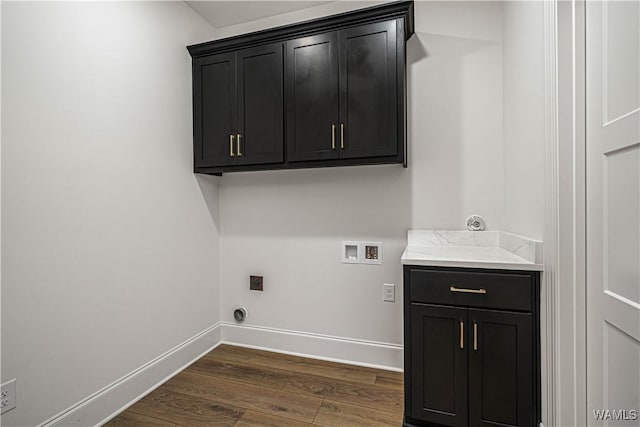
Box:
(39, 322, 223, 427)
(38, 321, 403, 426)
(221, 321, 404, 371)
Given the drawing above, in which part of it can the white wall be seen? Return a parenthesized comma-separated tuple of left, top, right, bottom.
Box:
(502, 1, 546, 239)
(217, 1, 504, 362)
(409, 0, 504, 229)
(1, 2, 219, 425)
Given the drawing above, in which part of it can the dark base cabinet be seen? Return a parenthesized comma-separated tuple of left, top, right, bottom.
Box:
(403, 266, 541, 427)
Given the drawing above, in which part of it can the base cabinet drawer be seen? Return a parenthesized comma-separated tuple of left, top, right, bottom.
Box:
(403, 266, 540, 427)
(409, 268, 533, 312)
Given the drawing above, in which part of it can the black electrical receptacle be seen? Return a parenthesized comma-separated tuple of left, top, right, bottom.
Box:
(250, 275, 263, 291)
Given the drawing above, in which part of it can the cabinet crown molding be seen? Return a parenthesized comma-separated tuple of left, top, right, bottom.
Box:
(187, 1, 414, 58)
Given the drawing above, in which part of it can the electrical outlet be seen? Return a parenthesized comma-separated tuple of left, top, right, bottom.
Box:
(250, 275, 263, 291)
(383, 283, 395, 302)
(1, 379, 16, 414)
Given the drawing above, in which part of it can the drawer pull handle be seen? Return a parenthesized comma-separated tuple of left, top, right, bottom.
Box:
(230, 135, 235, 157)
(473, 322, 478, 351)
(460, 321, 464, 349)
(450, 286, 487, 294)
(331, 125, 336, 149)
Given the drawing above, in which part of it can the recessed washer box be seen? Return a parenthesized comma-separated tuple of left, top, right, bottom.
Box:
(362, 241, 382, 264)
(341, 241, 382, 264)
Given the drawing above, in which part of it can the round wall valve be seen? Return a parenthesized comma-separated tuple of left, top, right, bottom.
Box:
(465, 215, 486, 231)
(233, 307, 248, 322)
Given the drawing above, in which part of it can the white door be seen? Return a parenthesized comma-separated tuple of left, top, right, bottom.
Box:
(586, 0, 640, 425)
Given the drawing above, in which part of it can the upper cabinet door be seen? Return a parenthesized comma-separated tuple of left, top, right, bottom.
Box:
(338, 20, 398, 159)
(194, 52, 237, 168)
(286, 32, 339, 162)
(237, 43, 284, 166)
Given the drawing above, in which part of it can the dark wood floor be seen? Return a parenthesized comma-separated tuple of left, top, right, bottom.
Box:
(104, 344, 404, 426)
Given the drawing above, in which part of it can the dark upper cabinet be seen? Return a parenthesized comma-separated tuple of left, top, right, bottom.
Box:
(286, 20, 398, 162)
(188, 1, 414, 175)
(193, 43, 283, 169)
(403, 266, 540, 427)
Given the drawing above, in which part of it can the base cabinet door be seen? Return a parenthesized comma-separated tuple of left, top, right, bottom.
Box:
(468, 309, 533, 427)
(410, 303, 468, 427)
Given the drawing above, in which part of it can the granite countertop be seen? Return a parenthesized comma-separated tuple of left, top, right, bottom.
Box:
(401, 230, 543, 271)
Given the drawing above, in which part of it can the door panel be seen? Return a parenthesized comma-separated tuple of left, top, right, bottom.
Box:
(603, 321, 640, 424)
(602, 0, 640, 124)
(468, 309, 533, 427)
(237, 43, 284, 165)
(194, 53, 236, 168)
(410, 303, 468, 427)
(286, 33, 339, 162)
(338, 20, 397, 159)
(586, 1, 640, 424)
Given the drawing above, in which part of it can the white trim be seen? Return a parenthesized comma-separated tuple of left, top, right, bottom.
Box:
(543, 1, 560, 426)
(555, 0, 588, 426)
(221, 322, 404, 371)
(604, 290, 640, 311)
(39, 322, 224, 427)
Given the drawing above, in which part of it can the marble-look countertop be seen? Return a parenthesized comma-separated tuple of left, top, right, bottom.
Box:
(401, 230, 543, 271)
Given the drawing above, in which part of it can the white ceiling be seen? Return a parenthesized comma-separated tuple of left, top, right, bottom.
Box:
(186, 1, 333, 28)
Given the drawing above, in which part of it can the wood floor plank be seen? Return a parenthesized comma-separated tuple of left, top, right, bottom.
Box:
(235, 409, 315, 427)
(374, 369, 404, 391)
(163, 370, 323, 423)
(208, 345, 378, 385)
(185, 356, 289, 390)
(105, 345, 404, 427)
(103, 410, 180, 427)
(282, 372, 403, 413)
(313, 399, 403, 427)
(126, 389, 243, 427)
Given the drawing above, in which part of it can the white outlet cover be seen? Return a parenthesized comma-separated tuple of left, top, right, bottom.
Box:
(1, 379, 16, 414)
(383, 283, 395, 302)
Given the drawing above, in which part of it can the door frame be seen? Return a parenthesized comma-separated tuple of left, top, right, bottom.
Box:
(546, 1, 588, 426)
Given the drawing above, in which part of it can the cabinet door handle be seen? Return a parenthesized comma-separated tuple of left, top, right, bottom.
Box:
(237, 134, 242, 157)
(450, 286, 487, 294)
(473, 322, 478, 351)
(460, 321, 464, 349)
(230, 135, 235, 157)
(340, 123, 345, 149)
(331, 125, 336, 149)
